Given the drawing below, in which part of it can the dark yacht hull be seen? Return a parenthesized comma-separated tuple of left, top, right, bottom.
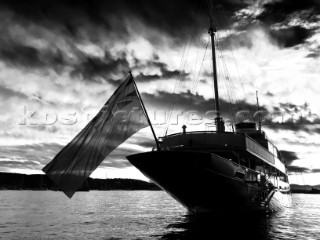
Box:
(127, 151, 290, 213)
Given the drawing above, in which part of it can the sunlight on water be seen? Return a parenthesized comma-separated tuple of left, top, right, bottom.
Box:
(0, 191, 319, 239)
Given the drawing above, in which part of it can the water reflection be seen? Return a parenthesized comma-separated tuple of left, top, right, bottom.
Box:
(2, 191, 319, 239)
(159, 212, 272, 240)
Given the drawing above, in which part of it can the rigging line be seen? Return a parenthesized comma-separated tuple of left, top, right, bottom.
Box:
(187, 34, 201, 99)
(216, 31, 239, 103)
(222, 53, 245, 114)
(217, 41, 238, 123)
(211, 35, 229, 125)
(164, 27, 195, 136)
(215, 34, 233, 104)
(167, 27, 190, 108)
(184, 35, 210, 125)
(216, 46, 234, 122)
(191, 33, 202, 94)
(221, 53, 239, 109)
(224, 29, 246, 99)
(225, 29, 248, 99)
(218, 59, 234, 126)
(193, 36, 210, 96)
(229, 32, 246, 98)
(166, 35, 193, 130)
(295, 172, 299, 185)
(183, 32, 202, 124)
(216, 31, 242, 114)
(165, 2, 205, 136)
(182, 0, 209, 125)
(301, 172, 306, 187)
(163, 25, 192, 137)
(187, 12, 209, 99)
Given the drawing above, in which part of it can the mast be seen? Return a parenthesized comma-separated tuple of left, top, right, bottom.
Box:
(209, 27, 220, 115)
(130, 71, 161, 150)
(256, 91, 262, 131)
(206, 1, 225, 132)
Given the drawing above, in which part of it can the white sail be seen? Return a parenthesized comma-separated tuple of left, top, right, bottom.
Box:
(43, 75, 149, 198)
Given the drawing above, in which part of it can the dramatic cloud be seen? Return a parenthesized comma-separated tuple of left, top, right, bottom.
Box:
(269, 26, 312, 47)
(280, 150, 299, 164)
(0, 0, 250, 40)
(287, 165, 310, 173)
(142, 90, 263, 122)
(257, 0, 320, 25)
(70, 51, 130, 82)
(0, 0, 319, 184)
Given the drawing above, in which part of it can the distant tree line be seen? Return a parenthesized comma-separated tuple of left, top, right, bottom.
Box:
(290, 184, 320, 194)
(0, 172, 161, 191)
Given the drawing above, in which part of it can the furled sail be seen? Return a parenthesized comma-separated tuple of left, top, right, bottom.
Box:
(43, 75, 149, 198)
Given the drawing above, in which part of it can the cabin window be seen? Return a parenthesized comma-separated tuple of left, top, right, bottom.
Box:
(268, 142, 274, 155)
(279, 173, 288, 183)
(235, 171, 245, 179)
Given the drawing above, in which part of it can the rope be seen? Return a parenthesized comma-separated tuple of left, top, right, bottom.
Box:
(224, 29, 247, 99)
(183, 35, 210, 125)
(164, 26, 194, 136)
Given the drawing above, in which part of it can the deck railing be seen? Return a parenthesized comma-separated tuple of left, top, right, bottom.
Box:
(162, 131, 285, 171)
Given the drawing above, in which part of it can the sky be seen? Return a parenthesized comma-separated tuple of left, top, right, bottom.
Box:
(0, 0, 320, 185)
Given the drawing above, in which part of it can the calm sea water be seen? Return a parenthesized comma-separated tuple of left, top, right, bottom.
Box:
(0, 191, 319, 240)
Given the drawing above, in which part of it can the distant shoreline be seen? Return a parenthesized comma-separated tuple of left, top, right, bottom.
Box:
(290, 189, 320, 194)
(291, 192, 320, 194)
(1, 172, 320, 194)
(290, 183, 320, 194)
(0, 172, 161, 191)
